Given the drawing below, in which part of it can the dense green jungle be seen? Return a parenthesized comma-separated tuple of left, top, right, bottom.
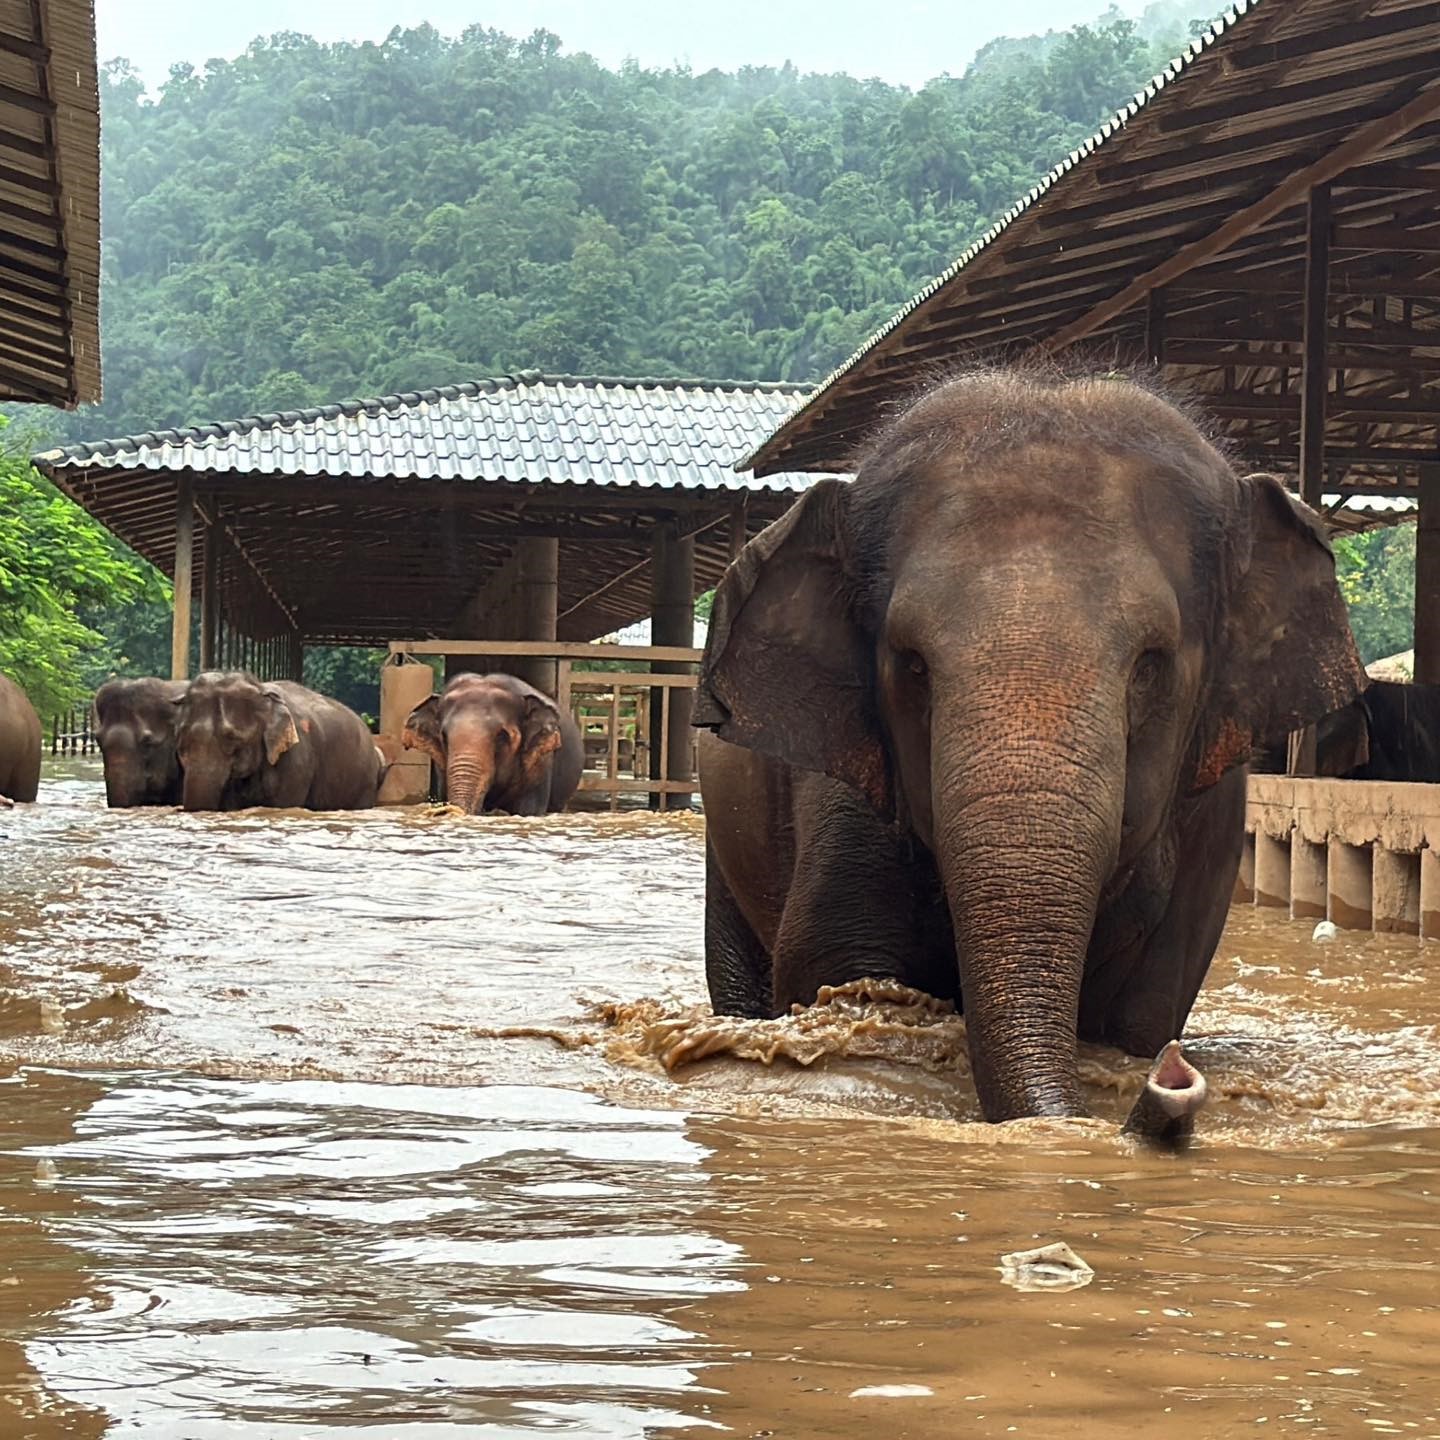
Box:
(0, 3, 1412, 718)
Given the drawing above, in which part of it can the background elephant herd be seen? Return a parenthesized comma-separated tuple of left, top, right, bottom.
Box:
(0, 669, 582, 816)
(1, 369, 1431, 1140)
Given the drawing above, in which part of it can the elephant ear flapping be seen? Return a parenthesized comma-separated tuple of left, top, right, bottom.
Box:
(262, 691, 301, 767)
(694, 478, 892, 817)
(1189, 473, 1366, 792)
(401, 695, 446, 767)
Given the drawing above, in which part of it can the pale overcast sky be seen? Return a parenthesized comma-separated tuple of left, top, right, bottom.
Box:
(97, 0, 1156, 91)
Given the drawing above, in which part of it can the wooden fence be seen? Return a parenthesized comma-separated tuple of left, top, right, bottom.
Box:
(50, 706, 96, 756)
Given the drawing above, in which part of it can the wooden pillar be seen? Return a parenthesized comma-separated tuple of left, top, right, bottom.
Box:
(514, 536, 559, 696)
(1289, 183, 1330, 776)
(650, 519, 695, 810)
(728, 500, 748, 564)
(1417, 464, 1440, 685)
(1299, 183, 1330, 515)
(171, 479, 195, 681)
(1144, 287, 1165, 367)
(199, 507, 220, 673)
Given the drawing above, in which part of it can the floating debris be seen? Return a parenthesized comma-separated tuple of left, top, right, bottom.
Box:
(849, 1385, 934, 1398)
(998, 1241, 1095, 1293)
(34, 1158, 58, 1185)
(38, 1000, 65, 1035)
(1312, 920, 1339, 944)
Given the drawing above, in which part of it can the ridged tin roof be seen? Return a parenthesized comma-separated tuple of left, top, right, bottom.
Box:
(39, 371, 821, 492)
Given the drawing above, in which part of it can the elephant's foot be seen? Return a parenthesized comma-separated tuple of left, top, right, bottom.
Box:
(1122, 1040, 1207, 1150)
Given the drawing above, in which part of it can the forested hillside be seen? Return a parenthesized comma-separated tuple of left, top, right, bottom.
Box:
(0, 2, 1414, 714)
(58, 5, 1219, 443)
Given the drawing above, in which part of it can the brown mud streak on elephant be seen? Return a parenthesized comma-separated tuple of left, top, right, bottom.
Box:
(402, 672, 582, 816)
(176, 672, 379, 812)
(0, 672, 41, 804)
(693, 368, 1365, 1130)
(94, 677, 188, 808)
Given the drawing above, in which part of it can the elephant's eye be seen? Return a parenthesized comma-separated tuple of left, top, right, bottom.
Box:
(1132, 649, 1167, 692)
(901, 650, 928, 679)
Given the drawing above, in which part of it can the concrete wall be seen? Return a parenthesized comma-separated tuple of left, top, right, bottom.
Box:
(1241, 775, 1440, 937)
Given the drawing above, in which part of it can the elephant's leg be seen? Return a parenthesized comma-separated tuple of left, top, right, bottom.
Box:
(771, 775, 952, 1014)
(1082, 767, 1247, 1056)
(513, 770, 553, 817)
(705, 835, 772, 1018)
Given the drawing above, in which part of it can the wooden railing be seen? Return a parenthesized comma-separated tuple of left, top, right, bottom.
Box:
(386, 641, 703, 810)
(50, 706, 96, 756)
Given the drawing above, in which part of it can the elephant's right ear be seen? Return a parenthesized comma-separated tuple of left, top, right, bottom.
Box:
(695, 478, 891, 816)
(402, 695, 446, 767)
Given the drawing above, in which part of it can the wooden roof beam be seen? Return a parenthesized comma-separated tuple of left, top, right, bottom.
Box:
(1231, 4, 1440, 70)
(1039, 81, 1440, 356)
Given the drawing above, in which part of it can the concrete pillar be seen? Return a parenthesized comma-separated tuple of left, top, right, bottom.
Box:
(171, 478, 195, 681)
(1417, 465, 1440, 685)
(1290, 835, 1328, 921)
(1235, 831, 1256, 904)
(1420, 848, 1440, 940)
(513, 536, 559, 695)
(1254, 831, 1291, 909)
(650, 519, 695, 811)
(1373, 848, 1421, 936)
(1328, 841, 1374, 931)
(378, 655, 436, 804)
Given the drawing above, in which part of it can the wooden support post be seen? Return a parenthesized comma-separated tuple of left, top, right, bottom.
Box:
(171, 479, 195, 681)
(1300, 183, 1330, 514)
(1144, 287, 1165, 366)
(199, 506, 220, 673)
(1289, 184, 1330, 777)
(650, 519, 695, 810)
(1417, 465, 1440, 685)
(728, 500, 748, 564)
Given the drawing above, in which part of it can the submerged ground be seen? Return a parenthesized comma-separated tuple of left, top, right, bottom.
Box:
(1, 760, 1437, 1437)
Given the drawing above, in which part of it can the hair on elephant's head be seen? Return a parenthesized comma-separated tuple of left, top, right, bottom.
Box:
(175, 671, 300, 812)
(696, 367, 1365, 1121)
(402, 672, 563, 815)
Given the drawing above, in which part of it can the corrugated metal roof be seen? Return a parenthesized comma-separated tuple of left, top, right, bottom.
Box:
(0, 0, 101, 408)
(39, 372, 820, 493)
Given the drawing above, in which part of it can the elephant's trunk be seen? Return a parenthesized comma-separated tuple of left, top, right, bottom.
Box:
(932, 667, 1125, 1123)
(445, 742, 495, 816)
(181, 758, 229, 813)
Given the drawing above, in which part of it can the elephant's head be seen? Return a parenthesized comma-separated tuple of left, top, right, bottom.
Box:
(93, 678, 189, 808)
(175, 671, 299, 812)
(402, 672, 563, 815)
(697, 371, 1364, 1122)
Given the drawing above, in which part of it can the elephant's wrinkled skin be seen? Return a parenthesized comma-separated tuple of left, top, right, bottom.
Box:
(403, 672, 582, 816)
(696, 370, 1365, 1125)
(0, 672, 41, 803)
(94, 677, 188, 807)
(176, 672, 379, 812)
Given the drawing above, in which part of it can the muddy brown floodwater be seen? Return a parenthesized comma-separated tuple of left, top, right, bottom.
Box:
(2, 759, 1439, 1438)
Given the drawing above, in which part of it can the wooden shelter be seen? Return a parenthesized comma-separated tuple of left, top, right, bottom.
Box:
(35, 373, 830, 678)
(0, 0, 101, 407)
(748, 0, 1440, 666)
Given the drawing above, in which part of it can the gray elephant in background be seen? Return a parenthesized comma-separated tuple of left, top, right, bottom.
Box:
(176, 672, 379, 812)
(94, 677, 188, 807)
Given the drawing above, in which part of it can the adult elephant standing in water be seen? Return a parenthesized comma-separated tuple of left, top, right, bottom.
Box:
(176, 672, 379, 812)
(0, 673, 41, 804)
(93, 677, 188, 807)
(696, 369, 1365, 1127)
(402, 672, 582, 815)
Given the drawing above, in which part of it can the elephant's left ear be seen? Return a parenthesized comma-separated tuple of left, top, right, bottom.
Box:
(262, 690, 301, 767)
(521, 694, 563, 757)
(402, 695, 445, 766)
(1190, 473, 1366, 791)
